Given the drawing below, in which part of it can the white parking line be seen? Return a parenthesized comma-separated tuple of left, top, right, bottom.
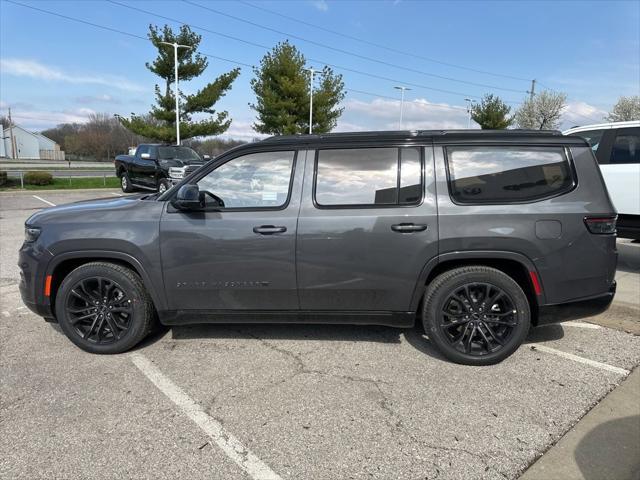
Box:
(32, 195, 56, 207)
(110, 192, 123, 196)
(563, 322, 602, 330)
(530, 344, 630, 376)
(130, 353, 282, 480)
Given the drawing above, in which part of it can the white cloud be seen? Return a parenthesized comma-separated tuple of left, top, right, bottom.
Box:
(0, 58, 144, 92)
(75, 94, 121, 105)
(0, 106, 96, 129)
(215, 120, 267, 141)
(561, 101, 607, 129)
(338, 97, 473, 131)
(310, 0, 328, 12)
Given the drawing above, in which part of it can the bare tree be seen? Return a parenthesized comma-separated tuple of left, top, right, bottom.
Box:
(605, 95, 640, 122)
(515, 90, 567, 130)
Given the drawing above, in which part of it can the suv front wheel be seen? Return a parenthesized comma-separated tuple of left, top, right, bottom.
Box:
(120, 172, 134, 193)
(55, 262, 156, 354)
(422, 266, 531, 365)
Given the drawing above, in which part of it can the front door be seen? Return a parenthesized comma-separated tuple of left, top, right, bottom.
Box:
(296, 145, 438, 312)
(160, 149, 302, 311)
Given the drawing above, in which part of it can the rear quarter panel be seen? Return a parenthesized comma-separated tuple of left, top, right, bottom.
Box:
(434, 144, 617, 305)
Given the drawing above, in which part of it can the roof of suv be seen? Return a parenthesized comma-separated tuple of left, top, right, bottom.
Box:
(259, 129, 579, 146)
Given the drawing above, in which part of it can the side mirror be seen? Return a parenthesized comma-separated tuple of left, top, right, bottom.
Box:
(203, 154, 211, 161)
(174, 184, 202, 211)
(140, 153, 150, 159)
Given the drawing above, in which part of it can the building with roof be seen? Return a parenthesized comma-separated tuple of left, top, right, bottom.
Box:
(1, 123, 64, 160)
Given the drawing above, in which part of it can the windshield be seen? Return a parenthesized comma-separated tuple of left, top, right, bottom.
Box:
(158, 146, 201, 162)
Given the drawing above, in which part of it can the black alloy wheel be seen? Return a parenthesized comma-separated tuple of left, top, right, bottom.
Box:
(422, 266, 531, 365)
(55, 262, 155, 354)
(65, 276, 132, 344)
(439, 282, 517, 356)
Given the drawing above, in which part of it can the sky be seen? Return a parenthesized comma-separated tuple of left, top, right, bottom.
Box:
(1, 0, 639, 139)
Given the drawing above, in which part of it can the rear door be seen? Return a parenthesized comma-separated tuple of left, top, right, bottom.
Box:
(160, 148, 303, 311)
(600, 127, 640, 216)
(296, 143, 438, 312)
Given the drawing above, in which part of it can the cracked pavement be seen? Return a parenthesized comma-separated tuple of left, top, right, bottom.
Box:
(1, 190, 639, 480)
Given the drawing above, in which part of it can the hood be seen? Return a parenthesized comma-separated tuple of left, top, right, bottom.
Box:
(25, 194, 161, 227)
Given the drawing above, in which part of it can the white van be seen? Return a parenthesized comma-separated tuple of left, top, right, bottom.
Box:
(564, 121, 640, 239)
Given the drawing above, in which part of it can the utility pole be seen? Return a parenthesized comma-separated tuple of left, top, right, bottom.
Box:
(306, 67, 316, 134)
(159, 41, 192, 145)
(7, 107, 17, 159)
(394, 86, 411, 129)
(464, 98, 476, 128)
(528, 79, 536, 100)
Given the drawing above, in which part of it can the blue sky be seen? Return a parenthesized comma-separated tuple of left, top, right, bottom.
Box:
(1, 0, 639, 138)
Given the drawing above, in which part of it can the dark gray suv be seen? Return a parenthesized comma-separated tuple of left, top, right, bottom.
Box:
(19, 130, 617, 365)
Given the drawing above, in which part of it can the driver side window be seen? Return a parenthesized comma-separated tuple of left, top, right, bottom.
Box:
(197, 151, 296, 209)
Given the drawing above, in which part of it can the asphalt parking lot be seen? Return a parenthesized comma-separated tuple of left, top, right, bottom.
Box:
(1, 190, 639, 480)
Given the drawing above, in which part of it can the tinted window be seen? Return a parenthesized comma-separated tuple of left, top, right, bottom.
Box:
(611, 131, 640, 164)
(197, 151, 295, 209)
(158, 146, 201, 162)
(137, 145, 149, 156)
(446, 146, 573, 204)
(315, 147, 422, 206)
(570, 130, 605, 154)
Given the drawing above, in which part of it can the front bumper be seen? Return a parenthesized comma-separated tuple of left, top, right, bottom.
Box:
(18, 242, 55, 322)
(536, 281, 616, 325)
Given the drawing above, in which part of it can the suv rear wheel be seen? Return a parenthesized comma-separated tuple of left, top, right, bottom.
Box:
(55, 262, 155, 354)
(422, 266, 530, 365)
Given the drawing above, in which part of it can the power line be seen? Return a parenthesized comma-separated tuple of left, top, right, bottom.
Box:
(2, 1, 493, 108)
(179, 0, 528, 94)
(238, 0, 531, 83)
(345, 88, 468, 112)
(8, 0, 601, 125)
(102, 0, 484, 98)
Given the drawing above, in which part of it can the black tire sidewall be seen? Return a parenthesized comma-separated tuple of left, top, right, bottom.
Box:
(55, 264, 149, 354)
(423, 268, 531, 365)
(158, 179, 170, 193)
(121, 173, 133, 193)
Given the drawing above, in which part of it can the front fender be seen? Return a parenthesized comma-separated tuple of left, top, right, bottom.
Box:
(46, 249, 167, 312)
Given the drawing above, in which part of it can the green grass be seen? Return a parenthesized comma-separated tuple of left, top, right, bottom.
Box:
(0, 177, 121, 191)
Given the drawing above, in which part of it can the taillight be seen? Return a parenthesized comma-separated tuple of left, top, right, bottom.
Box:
(584, 216, 617, 235)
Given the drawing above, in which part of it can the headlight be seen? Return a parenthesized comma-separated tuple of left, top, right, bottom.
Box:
(168, 167, 186, 179)
(25, 226, 41, 243)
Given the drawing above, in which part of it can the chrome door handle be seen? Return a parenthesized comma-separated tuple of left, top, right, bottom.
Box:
(253, 225, 287, 235)
(391, 223, 428, 233)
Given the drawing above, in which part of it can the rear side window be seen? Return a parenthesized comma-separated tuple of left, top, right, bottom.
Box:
(610, 130, 640, 164)
(314, 147, 422, 207)
(569, 130, 605, 154)
(446, 146, 574, 204)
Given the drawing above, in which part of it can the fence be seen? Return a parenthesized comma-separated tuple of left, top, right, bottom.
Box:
(39, 149, 66, 161)
(2, 170, 115, 188)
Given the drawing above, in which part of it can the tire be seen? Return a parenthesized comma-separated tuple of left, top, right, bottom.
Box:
(55, 262, 155, 354)
(120, 172, 134, 193)
(158, 178, 171, 194)
(422, 266, 530, 366)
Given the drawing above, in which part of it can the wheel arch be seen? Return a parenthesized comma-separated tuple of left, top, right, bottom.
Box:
(410, 251, 544, 324)
(46, 251, 166, 317)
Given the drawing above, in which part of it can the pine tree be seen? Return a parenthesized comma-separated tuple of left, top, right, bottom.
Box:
(119, 24, 240, 143)
(471, 94, 514, 129)
(250, 41, 345, 135)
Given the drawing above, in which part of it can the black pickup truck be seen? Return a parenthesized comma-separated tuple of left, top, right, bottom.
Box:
(114, 144, 209, 193)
